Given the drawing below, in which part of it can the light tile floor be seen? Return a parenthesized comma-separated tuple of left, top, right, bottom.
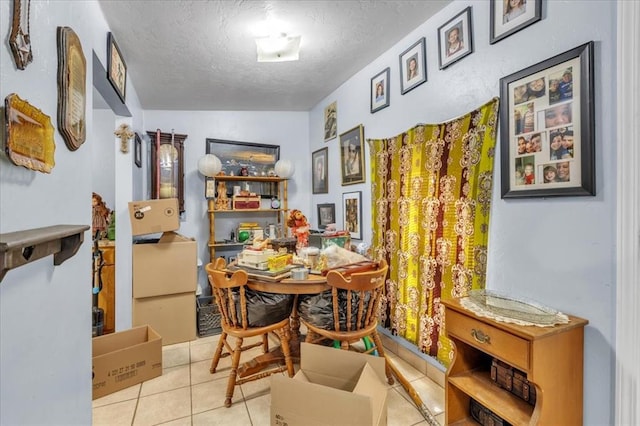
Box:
(93, 333, 445, 425)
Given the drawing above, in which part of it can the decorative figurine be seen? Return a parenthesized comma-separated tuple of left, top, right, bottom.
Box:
(215, 179, 229, 210)
(287, 209, 310, 248)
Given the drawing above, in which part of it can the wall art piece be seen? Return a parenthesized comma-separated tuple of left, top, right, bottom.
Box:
(399, 38, 427, 95)
(339, 124, 365, 186)
(317, 203, 335, 230)
(500, 41, 595, 198)
(324, 101, 337, 141)
(134, 133, 142, 168)
(438, 7, 474, 70)
(9, 0, 33, 69)
(107, 32, 127, 103)
(490, 0, 542, 44)
(371, 67, 390, 113)
(312, 147, 328, 194)
(4, 93, 56, 173)
(343, 191, 362, 240)
(57, 26, 86, 151)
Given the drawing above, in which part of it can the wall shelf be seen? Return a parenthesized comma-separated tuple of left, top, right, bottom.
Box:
(0, 224, 90, 282)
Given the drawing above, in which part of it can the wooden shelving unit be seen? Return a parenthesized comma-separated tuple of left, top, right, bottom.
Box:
(207, 176, 289, 262)
(442, 298, 588, 425)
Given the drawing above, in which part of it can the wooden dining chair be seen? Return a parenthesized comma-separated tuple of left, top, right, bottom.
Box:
(298, 259, 394, 384)
(205, 260, 295, 407)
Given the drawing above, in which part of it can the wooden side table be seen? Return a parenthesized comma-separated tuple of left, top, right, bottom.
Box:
(98, 241, 115, 334)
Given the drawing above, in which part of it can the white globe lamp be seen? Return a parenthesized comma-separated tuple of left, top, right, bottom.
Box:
(274, 159, 295, 179)
(197, 154, 222, 177)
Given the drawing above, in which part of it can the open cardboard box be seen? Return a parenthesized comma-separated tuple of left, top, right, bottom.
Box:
(92, 325, 162, 400)
(128, 198, 179, 236)
(271, 343, 388, 426)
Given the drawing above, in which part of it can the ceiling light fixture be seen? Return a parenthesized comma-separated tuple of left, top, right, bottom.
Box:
(255, 33, 301, 63)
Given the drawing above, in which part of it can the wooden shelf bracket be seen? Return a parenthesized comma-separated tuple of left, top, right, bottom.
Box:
(0, 224, 90, 282)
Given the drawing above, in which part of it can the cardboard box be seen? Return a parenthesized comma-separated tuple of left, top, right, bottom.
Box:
(128, 198, 179, 236)
(271, 343, 388, 426)
(92, 325, 162, 400)
(133, 232, 197, 298)
(132, 292, 196, 345)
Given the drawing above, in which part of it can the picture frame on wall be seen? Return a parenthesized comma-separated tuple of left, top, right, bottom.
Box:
(312, 147, 328, 194)
(343, 191, 362, 240)
(370, 67, 390, 113)
(134, 132, 142, 168)
(490, 0, 542, 45)
(438, 6, 474, 70)
(324, 101, 337, 141)
(399, 37, 427, 95)
(339, 124, 365, 186)
(317, 203, 335, 230)
(107, 32, 127, 103)
(499, 41, 595, 198)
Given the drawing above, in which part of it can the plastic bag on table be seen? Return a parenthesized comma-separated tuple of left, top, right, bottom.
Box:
(318, 245, 369, 270)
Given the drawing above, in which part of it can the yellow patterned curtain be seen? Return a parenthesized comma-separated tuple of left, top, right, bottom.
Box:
(368, 98, 499, 366)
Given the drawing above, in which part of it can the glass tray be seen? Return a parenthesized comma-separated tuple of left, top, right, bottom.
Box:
(466, 289, 561, 325)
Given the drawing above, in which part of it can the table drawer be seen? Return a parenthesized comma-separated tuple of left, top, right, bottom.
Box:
(446, 309, 530, 371)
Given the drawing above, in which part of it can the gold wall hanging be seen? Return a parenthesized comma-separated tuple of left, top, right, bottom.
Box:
(57, 26, 86, 151)
(4, 93, 56, 173)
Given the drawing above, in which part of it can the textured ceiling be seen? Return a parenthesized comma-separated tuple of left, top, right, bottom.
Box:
(97, 0, 451, 111)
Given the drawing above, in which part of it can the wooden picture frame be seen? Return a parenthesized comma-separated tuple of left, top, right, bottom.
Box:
(206, 138, 280, 198)
(438, 7, 474, 70)
(317, 203, 335, 230)
(343, 191, 362, 240)
(134, 133, 142, 168)
(324, 101, 337, 141)
(399, 38, 427, 95)
(371, 67, 390, 113)
(107, 32, 127, 103)
(490, 0, 542, 44)
(500, 41, 595, 198)
(339, 124, 365, 186)
(312, 147, 328, 194)
(9, 0, 33, 70)
(57, 26, 86, 151)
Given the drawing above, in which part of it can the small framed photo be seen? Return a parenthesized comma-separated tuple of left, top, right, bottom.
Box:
(317, 203, 335, 230)
(343, 191, 362, 240)
(371, 67, 390, 113)
(500, 42, 595, 198)
(107, 32, 126, 103)
(490, 0, 542, 44)
(324, 101, 337, 141)
(339, 124, 365, 186)
(399, 37, 427, 95)
(134, 132, 142, 168)
(438, 7, 474, 70)
(312, 147, 328, 194)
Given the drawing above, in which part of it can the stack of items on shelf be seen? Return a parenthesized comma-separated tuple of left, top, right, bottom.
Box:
(128, 198, 197, 345)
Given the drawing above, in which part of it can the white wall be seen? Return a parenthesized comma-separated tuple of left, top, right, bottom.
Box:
(307, 1, 617, 424)
(1, 1, 97, 423)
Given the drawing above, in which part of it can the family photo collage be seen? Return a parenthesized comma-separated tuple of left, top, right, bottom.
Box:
(509, 56, 581, 191)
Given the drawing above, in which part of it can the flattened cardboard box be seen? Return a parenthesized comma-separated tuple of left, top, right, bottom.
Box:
(133, 231, 197, 298)
(133, 292, 196, 345)
(128, 198, 179, 236)
(92, 325, 162, 400)
(271, 343, 388, 426)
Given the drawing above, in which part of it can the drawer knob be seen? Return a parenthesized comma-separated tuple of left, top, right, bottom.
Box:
(471, 328, 491, 344)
